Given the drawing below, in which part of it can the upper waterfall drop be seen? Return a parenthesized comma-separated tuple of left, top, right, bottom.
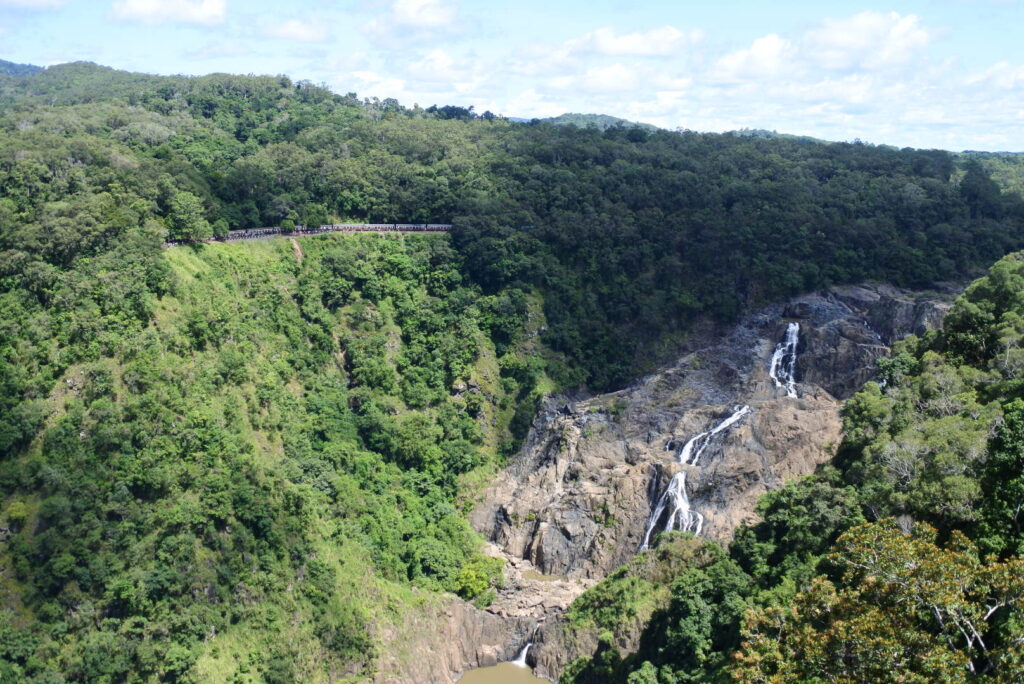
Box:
(678, 404, 751, 466)
(639, 471, 703, 551)
(769, 322, 800, 398)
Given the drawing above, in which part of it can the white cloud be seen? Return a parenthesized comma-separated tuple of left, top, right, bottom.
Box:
(581, 64, 638, 92)
(967, 61, 1024, 90)
(392, 0, 456, 27)
(651, 74, 693, 91)
(548, 64, 639, 94)
(406, 48, 460, 81)
(331, 10, 1019, 150)
(804, 11, 930, 71)
(111, 0, 225, 25)
(349, 70, 409, 100)
(505, 88, 565, 119)
(567, 26, 701, 57)
(265, 18, 328, 42)
(714, 34, 795, 82)
(363, 0, 459, 40)
(0, 0, 66, 8)
(185, 40, 253, 60)
(402, 48, 486, 94)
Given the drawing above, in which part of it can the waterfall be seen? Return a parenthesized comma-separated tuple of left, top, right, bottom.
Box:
(639, 472, 703, 550)
(769, 322, 800, 398)
(511, 642, 532, 667)
(678, 404, 751, 466)
(641, 405, 752, 550)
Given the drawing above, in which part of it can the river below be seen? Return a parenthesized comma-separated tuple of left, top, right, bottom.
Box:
(457, 662, 547, 683)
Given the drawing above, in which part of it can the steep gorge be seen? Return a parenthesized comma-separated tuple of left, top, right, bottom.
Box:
(2, 62, 1023, 684)
(451, 283, 953, 682)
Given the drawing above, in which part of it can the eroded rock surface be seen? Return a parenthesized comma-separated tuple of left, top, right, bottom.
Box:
(372, 592, 536, 684)
(466, 283, 951, 681)
(384, 284, 950, 683)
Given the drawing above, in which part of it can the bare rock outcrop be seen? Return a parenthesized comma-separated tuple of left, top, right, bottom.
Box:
(382, 284, 951, 683)
(466, 283, 951, 681)
(372, 591, 536, 684)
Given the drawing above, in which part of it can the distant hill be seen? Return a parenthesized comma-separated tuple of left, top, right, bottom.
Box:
(0, 61, 171, 105)
(962, 150, 1024, 197)
(544, 112, 661, 131)
(726, 127, 830, 144)
(0, 58, 42, 77)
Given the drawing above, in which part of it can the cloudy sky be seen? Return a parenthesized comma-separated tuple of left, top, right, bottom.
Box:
(1, 0, 1022, 150)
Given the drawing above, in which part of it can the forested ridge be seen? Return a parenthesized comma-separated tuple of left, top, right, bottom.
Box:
(2, 62, 1023, 390)
(0, 61, 1023, 682)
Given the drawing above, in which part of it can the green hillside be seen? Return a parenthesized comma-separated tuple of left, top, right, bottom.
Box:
(544, 112, 661, 131)
(1, 233, 550, 681)
(0, 59, 41, 77)
(0, 61, 1023, 682)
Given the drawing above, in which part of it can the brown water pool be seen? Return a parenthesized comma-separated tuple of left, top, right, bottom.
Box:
(457, 662, 547, 683)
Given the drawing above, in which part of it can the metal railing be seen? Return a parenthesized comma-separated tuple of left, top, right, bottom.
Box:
(164, 223, 452, 247)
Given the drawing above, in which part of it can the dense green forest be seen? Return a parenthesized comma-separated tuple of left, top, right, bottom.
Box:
(1, 233, 538, 681)
(1, 61, 1023, 682)
(2, 62, 1022, 390)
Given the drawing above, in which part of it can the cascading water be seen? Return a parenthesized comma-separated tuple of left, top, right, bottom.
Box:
(678, 404, 751, 466)
(639, 471, 703, 550)
(641, 405, 753, 550)
(511, 642, 532, 667)
(769, 322, 800, 398)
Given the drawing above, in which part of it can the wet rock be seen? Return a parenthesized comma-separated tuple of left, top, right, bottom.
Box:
(372, 593, 537, 684)
(467, 283, 953, 681)
(379, 284, 954, 683)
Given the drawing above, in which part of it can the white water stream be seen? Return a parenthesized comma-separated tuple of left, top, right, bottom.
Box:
(639, 471, 703, 550)
(641, 404, 753, 550)
(678, 404, 752, 466)
(511, 643, 532, 668)
(769, 322, 800, 398)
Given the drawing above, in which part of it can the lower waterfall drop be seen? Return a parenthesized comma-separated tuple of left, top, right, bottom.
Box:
(769, 321, 800, 398)
(639, 471, 703, 551)
(511, 643, 532, 668)
(678, 404, 751, 466)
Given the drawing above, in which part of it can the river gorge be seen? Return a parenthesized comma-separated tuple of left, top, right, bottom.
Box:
(381, 282, 954, 682)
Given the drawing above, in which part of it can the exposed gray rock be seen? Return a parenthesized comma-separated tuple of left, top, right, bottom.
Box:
(382, 284, 952, 683)
(797, 284, 949, 398)
(466, 283, 952, 681)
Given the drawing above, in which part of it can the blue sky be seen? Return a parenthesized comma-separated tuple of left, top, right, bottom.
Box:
(1, 0, 1022, 150)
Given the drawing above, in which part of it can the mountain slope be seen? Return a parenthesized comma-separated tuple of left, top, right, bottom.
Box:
(0, 61, 1023, 682)
(0, 59, 41, 77)
(1, 234, 547, 681)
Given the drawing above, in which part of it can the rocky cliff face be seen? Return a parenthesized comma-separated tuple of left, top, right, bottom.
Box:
(465, 283, 952, 681)
(378, 284, 951, 683)
(372, 592, 537, 684)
